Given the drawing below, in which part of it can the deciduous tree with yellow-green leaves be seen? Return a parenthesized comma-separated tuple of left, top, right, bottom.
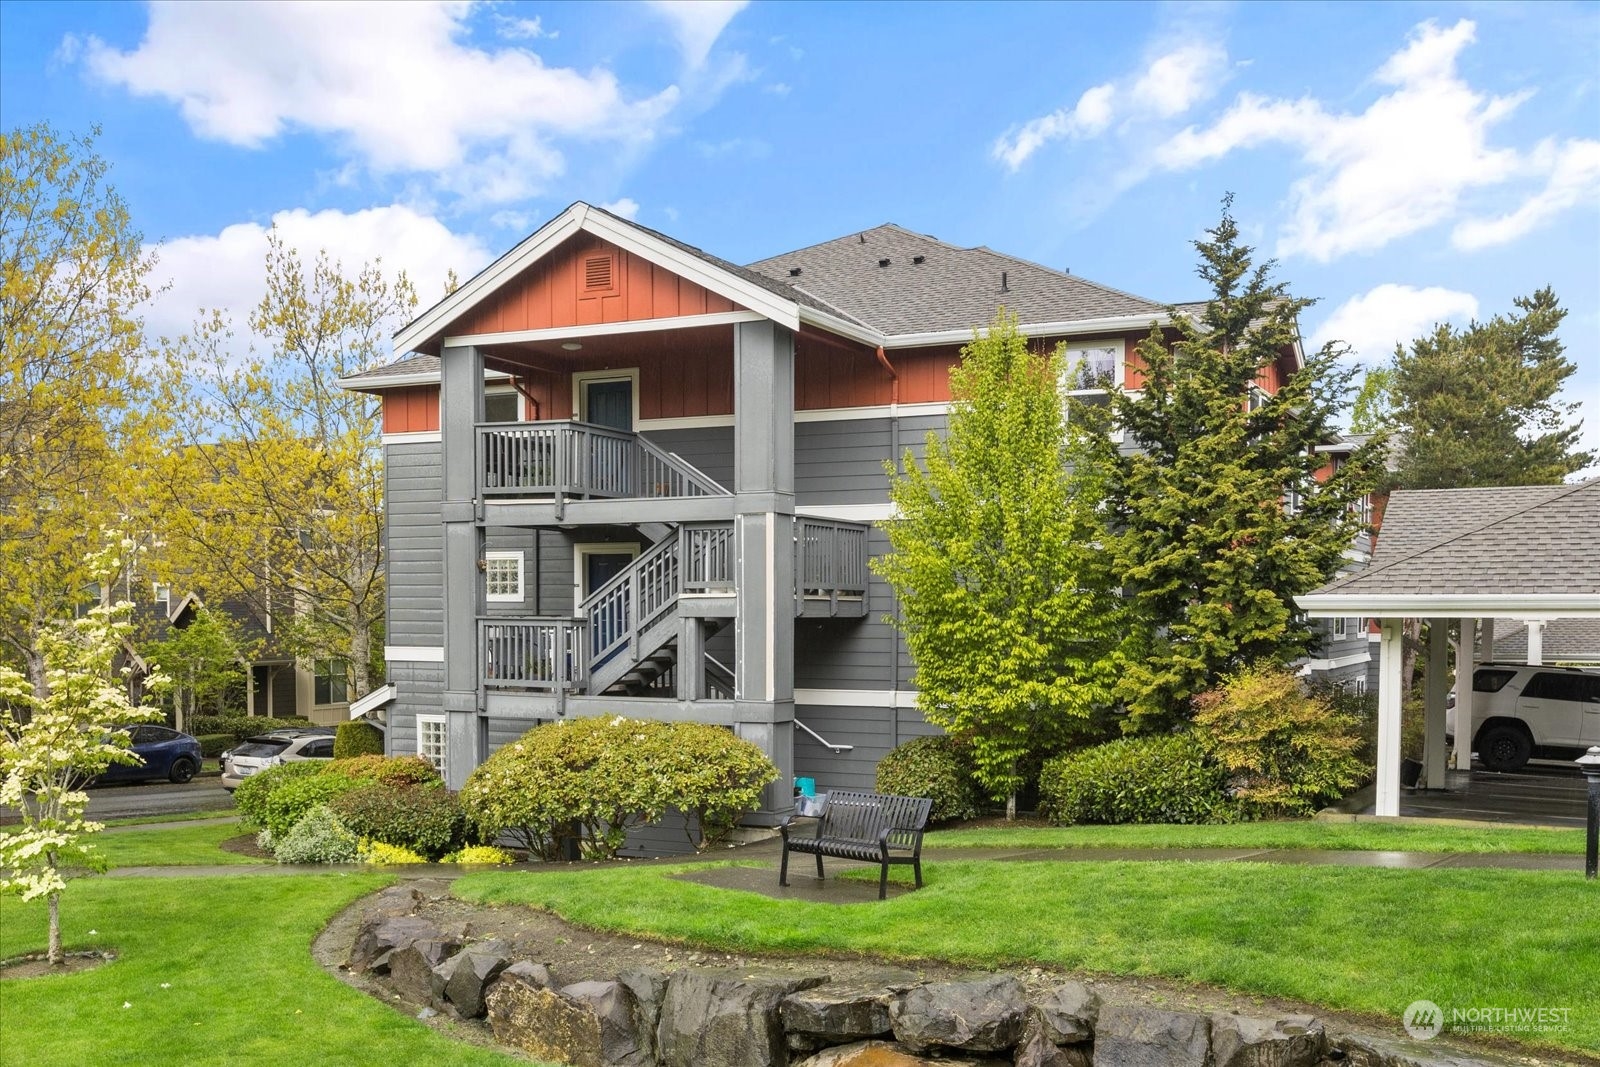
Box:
(144, 235, 416, 698)
(875, 313, 1126, 818)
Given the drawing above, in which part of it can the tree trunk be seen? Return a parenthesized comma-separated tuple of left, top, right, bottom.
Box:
(348, 620, 371, 696)
(47, 880, 62, 965)
(1005, 791, 1017, 821)
(26, 646, 47, 704)
(1400, 617, 1423, 696)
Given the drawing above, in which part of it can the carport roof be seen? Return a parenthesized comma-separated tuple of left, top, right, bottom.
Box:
(1297, 478, 1600, 617)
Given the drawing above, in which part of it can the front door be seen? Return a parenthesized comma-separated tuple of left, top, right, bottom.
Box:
(578, 547, 638, 666)
(584, 378, 633, 431)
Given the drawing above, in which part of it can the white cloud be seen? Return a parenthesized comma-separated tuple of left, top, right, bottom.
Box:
(1158, 19, 1593, 261)
(80, 1, 683, 203)
(994, 41, 1225, 171)
(144, 204, 491, 347)
(1309, 283, 1480, 362)
(599, 197, 640, 221)
(493, 13, 554, 41)
(646, 0, 748, 69)
(1452, 138, 1600, 250)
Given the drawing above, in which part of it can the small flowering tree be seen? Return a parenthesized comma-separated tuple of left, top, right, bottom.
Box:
(0, 542, 168, 965)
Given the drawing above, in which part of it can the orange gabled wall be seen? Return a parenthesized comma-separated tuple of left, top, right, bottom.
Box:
(451, 236, 742, 337)
(381, 385, 440, 434)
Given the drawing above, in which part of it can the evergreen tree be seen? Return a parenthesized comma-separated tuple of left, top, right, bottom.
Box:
(875, 313, 1125, 816)
(1391, 287, 1591, 489)
(1097, 201, 1384, 729)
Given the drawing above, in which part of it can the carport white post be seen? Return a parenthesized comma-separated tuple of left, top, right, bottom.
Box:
(1423, 621, 1449, 788)
(1452, 619, 1474, 777)
(1376, 620, 1405, 816)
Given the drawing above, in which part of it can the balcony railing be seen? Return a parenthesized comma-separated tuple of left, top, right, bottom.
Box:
(478, 421, 730, 500)
(797, 519, 868, 602)
(480, 618, 583, 690)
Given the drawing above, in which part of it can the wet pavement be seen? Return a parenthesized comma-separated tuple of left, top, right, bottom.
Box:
(1331, 764, 1590, 828)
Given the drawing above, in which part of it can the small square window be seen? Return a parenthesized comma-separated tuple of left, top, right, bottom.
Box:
(485, 551, 524, 603)
(484, 391, 520, 423)
(314, 659, 348, 705)
(1333, 617, 1348, 638)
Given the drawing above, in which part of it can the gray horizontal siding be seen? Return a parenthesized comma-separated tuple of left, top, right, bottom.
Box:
(642, 427, 734, 490)
(386, 442, 444, 645)
(384, 661, 444, 758)
(793, 702, 935, 794)
(796, 415, 942, 507)
(795, 528, 909, 690)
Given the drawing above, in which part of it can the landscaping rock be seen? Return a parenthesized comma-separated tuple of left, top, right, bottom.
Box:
(617, 968, 668, 1065)
(387, 937, 462, 1007)
(1014, 1013, 1091, 1067)
(367, 885, 425, 917)
(346, 915, 450, 975)
(657, 968, 829, 1067)
(1031, 981, 1099, 1045)
(486, 971, 604, 1067)
(562, 980, 652, 1067)
(1094, 1004, 1211, 1067)
(890, 975, 1029, 1053)
(434, 941, 512, 1019)
(1211, 1012, 1324, 1067)
(781, 980, 895, 1045)
(1321, 1033, 1524, 1067)
(794, 1039, 1009, 1067)
(501, 960, 555, 988)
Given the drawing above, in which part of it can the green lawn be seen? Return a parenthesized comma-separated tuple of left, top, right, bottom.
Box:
(0, 875, 524, 1067)
(923, 820, 1588, 854)
(90, 823, 260, 868)
(456, 859, 1600, 1054)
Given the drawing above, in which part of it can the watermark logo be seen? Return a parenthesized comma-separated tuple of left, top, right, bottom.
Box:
(1403, 1000, 1444, 1041)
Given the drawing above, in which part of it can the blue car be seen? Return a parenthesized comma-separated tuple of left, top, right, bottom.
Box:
(97, 725, 204, 785)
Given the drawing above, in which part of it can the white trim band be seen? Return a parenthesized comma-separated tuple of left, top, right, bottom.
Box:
(443, 309, 763, 349)
(382, 431, 442, 445)
(795, 688, 920, 709)
(384, 645, 445, 663)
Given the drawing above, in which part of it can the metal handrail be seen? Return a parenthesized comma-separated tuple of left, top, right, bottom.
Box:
(795, 717, 854, 753)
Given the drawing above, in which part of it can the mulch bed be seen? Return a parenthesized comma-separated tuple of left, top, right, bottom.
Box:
(1, 950, 115, 980)
(218, 833, 274, 860)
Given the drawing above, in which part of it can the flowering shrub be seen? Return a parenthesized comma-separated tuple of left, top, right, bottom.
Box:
(273, 805, 359, 864)
(459, 716, 777, 860)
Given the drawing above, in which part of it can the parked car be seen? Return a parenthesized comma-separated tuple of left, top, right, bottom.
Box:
(97, 725, 204, 785)
(1446, 663, 1600, 771)
(220, 728, 336, 792)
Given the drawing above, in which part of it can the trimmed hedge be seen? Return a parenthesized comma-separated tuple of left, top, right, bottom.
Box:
(195, 733, 233, 758)
(329, 782, 466, 860)
(191, 714, 316, 743)
(874, 735, 982, 822)
(260, 773, 367, 839)
(460, 716, 777, 860)
(1039, 732, 1227, 825)
(334, 721, 385, 759)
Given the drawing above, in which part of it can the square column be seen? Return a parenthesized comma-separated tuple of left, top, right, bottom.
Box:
(732, 320, 796, 816)
(1527, 620, 1545, 665)
(440, 343, 486, 789)
(1375, 618, 1405, 817)
(1423, 619, 1449, 788)
(1453, 618, 1474, 774)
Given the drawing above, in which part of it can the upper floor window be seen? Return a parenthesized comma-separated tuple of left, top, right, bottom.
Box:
(484, 388, 521, 423)
(485, 550, 525, 603)
(152, 583, 171, 611)
(314, 659, 349, 705)
(1061, 341, 1125, 440)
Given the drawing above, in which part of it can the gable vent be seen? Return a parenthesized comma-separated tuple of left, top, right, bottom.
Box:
(583, 255, 614, 291)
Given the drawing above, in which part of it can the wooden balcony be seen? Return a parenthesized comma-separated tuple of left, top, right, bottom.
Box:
(478, 420, 729, 501)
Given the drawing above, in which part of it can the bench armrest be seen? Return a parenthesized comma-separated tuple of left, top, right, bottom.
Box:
(878, 823, 928, 852)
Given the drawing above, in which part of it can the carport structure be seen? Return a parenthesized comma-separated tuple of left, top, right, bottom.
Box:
(1297, 479, 1600, 817)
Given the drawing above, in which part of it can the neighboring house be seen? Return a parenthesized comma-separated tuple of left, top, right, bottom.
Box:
(339, 202, 1306, 816)
(1301, 431, 1383, 693)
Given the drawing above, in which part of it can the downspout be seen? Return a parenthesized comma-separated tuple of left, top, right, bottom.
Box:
(511, 377, 541, 420)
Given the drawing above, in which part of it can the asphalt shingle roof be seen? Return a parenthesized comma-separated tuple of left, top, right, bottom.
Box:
(1313, 480, 1600, 597)
(1492, 617, 1600, 662)
(744, 223, 1168, 336)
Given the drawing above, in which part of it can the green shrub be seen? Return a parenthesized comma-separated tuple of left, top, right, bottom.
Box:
(329, 782, 465, 860)
(322, 753, 440, 786)
(459, 716, 777, 860)
(442, 845, 517, 865)
(195, 733, 233, 758)
(359, 840, 428, 865)
(334, 721, 385, 759)
(1040, 732, 1226, 825)
(274, 805, 359, 864)
(191, 714, 315, 743)
(875, 735, 982, 822)
(1194, 665, 1367, 819)
(233, 761, 324, 827)
(259, 773, 367, 840)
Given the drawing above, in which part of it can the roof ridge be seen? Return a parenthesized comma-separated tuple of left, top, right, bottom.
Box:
(1329, 479, 1598, 590)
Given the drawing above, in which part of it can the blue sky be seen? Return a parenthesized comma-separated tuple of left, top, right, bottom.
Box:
(3, 1, 1597, 456)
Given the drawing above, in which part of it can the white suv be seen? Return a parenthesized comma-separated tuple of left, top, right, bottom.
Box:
(220, 729, 335, 791)
(1446, 663, 1600, 772)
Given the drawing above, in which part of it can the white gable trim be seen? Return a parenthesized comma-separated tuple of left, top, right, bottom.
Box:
(882, 313, 1170, 349)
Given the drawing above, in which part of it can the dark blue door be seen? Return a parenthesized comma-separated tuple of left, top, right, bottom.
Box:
(585, 379, 633, 431)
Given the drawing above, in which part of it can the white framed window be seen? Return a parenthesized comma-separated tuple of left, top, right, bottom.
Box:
(416, 715, 448, 779)
(483, 386, 523, 423)
(1333, 617, 1348, 638)
(1246, 384, 1270, 413)
(1060, 339, 1125, 442)
(485, 550, 525, 603)
(152, 583, 171, 611)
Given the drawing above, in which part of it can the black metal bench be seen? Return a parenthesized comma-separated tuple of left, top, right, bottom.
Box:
(778, 789, 933, 900)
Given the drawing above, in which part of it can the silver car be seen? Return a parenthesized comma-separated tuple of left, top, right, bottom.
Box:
(221, 728, 336, 791)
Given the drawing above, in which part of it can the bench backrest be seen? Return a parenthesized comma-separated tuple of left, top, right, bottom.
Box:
(820, 790, 933, 850)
